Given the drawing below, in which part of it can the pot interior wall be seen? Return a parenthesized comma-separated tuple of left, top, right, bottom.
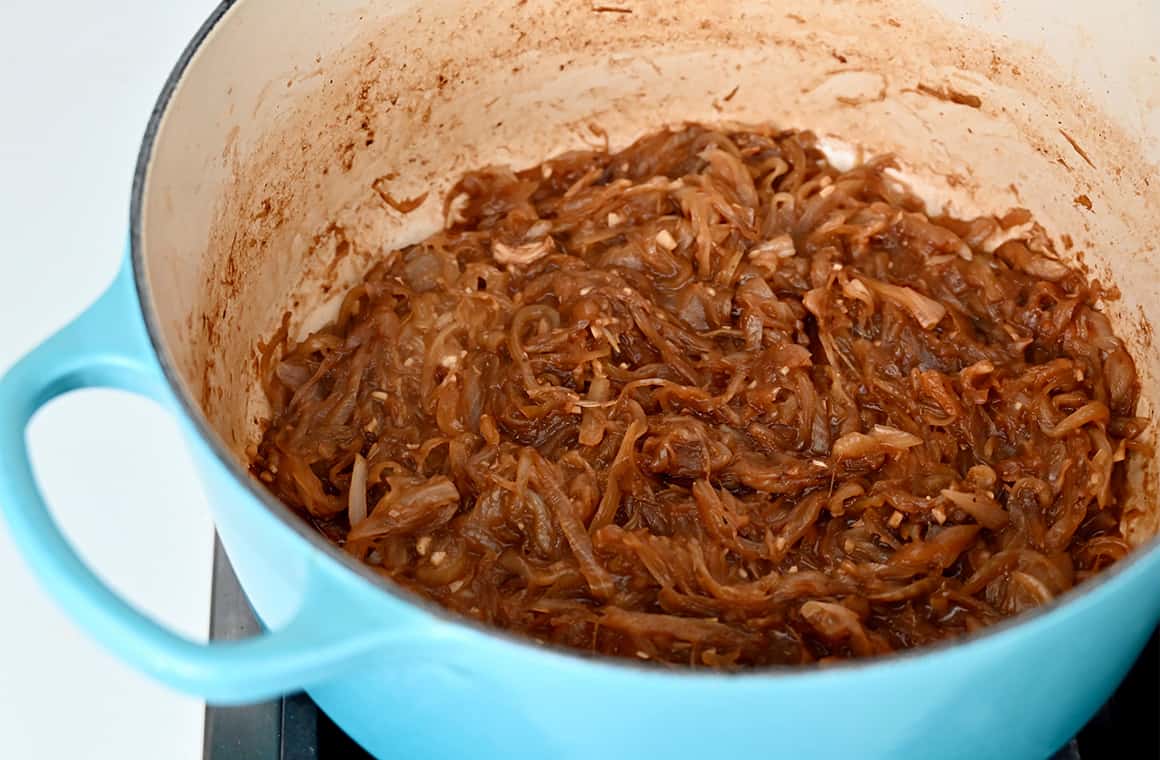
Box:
(139, 0, 1160, 541)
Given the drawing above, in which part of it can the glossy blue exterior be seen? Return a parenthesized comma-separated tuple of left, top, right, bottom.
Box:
(3, 260, 1160, 760)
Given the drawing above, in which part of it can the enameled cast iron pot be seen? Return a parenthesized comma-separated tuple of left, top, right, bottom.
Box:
(3, 1, 1160, 757)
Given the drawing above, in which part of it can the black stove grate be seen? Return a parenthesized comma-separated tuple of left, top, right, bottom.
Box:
(203, 538, 1158, 760)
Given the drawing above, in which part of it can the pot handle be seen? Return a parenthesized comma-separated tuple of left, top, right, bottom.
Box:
(0, 264, 399, 704)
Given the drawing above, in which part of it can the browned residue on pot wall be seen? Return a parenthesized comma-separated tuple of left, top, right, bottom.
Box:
(139, 0, 1160, 544)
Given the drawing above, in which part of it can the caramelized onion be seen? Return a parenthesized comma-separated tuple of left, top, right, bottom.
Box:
(348, 453, 368, 527)
(254, 124, 1143, 668)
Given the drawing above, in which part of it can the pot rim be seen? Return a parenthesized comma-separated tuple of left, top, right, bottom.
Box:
(129, 0, 1160, 680)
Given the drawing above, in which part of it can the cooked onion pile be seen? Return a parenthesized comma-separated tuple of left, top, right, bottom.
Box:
(254, 124, 1146, 667)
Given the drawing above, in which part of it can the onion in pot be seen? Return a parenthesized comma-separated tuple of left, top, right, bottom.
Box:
(252, 124, 1145, 668)
(348, 453, 369, 527)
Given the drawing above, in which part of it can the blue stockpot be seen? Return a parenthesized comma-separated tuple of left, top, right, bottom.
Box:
(2, 4, 1160, 759)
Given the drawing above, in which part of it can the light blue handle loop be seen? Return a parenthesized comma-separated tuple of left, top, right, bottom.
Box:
(0, 264, 393, 704)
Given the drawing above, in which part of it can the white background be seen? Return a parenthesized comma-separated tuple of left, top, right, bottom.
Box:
(0, 2, 220, 758)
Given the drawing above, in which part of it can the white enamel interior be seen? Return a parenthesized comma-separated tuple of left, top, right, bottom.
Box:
(139, 0, 1160, 541)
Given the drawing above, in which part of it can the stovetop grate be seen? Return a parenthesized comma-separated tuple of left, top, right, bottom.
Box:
(203, 538, 1157, 760)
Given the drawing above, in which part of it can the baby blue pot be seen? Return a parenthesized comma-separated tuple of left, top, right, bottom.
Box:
(3, 1, 1160, 757)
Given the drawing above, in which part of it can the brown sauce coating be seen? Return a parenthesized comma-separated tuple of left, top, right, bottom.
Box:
(253, 124, 1145, 667)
